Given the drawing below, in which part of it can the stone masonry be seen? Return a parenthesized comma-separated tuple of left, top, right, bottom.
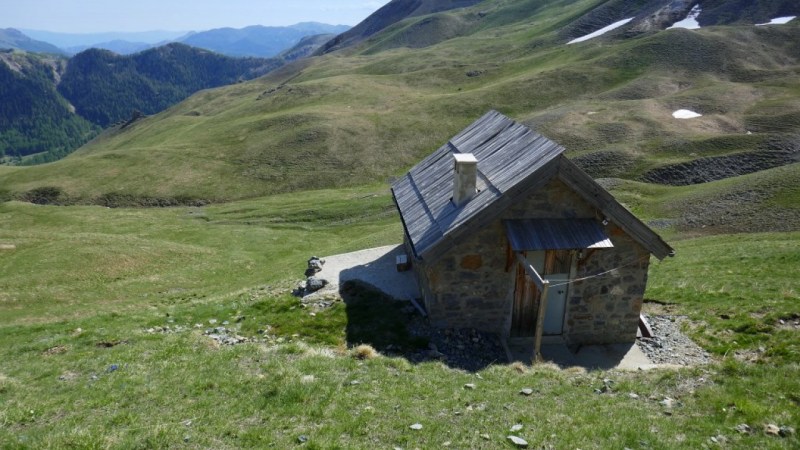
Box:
(409, 177, 650, 345)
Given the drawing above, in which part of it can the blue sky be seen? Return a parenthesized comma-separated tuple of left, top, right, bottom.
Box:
(3, 0, 389, 33)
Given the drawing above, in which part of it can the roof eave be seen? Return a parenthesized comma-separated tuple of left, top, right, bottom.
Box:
(556, 157, 675, 260)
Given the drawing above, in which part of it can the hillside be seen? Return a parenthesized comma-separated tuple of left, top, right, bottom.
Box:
(0, 51, 98, 162)
(0, 1, 799, 447)
(56, 43, 282, 128)
(0, 28, 65, 54)
(318, 0, 485, 53)
(3, 0, 796, 206)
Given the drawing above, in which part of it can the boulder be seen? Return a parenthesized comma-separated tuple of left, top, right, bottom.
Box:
(305, 276, 328, 293)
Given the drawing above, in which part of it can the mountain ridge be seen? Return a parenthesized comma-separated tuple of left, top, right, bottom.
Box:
(0, 28, 66, 54)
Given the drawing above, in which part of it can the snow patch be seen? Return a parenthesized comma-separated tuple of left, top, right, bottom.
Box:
(673, 109, 702, 119)
(756, 16, 796, 26)
(568, 18, 634, 44)
(668, 5, 701, 30)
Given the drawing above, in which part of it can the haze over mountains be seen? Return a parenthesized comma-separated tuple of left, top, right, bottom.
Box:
(16, 23, 351, 57)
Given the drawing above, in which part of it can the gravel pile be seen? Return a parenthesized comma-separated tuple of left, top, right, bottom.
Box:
(637, 315, 712, 366)
(398, 318, 506, 372)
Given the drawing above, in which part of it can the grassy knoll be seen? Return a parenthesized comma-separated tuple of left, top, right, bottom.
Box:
(1, 183, 798, 448)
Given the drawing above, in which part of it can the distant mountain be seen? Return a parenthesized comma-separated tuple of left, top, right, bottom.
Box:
(20, 29, 188, 49)
(0, 51, 97, 161)
(179, 23, 350, 57)
(318, 0, 483, 54)
(57, 43, 282, 127)
(65, 40, 153, 56)
(0, 28, 65, 54)
(278, 34, 337, 62)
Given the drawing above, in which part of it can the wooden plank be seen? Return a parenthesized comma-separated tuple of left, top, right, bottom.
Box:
(639, 314, 654, 338)
(533, 281, 550, 363)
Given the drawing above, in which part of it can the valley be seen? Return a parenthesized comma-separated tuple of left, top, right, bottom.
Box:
(0, 0, 798, 447)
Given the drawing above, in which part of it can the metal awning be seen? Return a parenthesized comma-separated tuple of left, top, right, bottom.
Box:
(504, 219, 614, 251)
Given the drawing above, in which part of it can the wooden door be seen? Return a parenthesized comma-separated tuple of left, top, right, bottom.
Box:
(510, 251, 544, 337)
(510, 262, 538, 337)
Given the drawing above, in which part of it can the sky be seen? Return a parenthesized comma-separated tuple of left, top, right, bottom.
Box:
(3, 0, 390, 33)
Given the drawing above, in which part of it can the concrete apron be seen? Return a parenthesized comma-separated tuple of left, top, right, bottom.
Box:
(504, 337, 664, 370)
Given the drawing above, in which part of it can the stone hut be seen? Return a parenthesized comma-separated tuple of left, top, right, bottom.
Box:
(391, 110, 673, 349)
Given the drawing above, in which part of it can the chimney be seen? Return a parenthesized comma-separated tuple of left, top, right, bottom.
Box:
(452, 153, 478, 206)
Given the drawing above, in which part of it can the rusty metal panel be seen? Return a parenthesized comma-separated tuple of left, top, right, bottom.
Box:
(504, 219, 614, 251)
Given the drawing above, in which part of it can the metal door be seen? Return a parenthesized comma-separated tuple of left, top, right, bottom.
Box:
(543, 274, 568, 335)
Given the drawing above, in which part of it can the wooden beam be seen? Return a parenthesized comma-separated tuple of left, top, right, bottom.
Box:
(533, 280, 549, 363)
(515, 252, 545, 290)
(639, 314, 653, 338)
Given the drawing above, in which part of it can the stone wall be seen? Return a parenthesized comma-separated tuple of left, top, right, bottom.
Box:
(564, 224, 651, 345)
(406, 177, 651, 344)
(422, 221, 514, 332)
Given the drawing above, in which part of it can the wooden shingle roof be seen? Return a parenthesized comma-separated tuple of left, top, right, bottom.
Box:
(391, 110, 674, 261)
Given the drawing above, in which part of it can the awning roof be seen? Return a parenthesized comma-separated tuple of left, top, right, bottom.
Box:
(504, 219, 614, 251)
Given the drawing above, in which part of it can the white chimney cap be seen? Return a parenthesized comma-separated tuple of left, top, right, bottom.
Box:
(453, 153, 477, 164)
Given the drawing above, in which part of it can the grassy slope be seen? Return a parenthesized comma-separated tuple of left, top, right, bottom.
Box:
(1, 187, 798, 448)
(0, 0, 797, 202)
(0, 0, 799, 447)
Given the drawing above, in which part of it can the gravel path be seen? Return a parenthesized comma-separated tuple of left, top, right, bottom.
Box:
(637, 315, 712, 366)
(306, 244, 420, 301)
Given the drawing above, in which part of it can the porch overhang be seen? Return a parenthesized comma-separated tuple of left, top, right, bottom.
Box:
(504, 219, 613, 251)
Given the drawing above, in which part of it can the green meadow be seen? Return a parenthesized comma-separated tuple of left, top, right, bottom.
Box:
(1, 0, 799, 447)
(1, 180, 798, 448)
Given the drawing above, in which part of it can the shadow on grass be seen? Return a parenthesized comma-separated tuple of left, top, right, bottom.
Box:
(340, 280, 507, 372)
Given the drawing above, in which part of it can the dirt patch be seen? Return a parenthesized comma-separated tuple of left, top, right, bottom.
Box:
(672, 186, 800, 233)
(572, 150, 638, 178)
(640, 144, 800, 186)
(42, 345, 68, 356)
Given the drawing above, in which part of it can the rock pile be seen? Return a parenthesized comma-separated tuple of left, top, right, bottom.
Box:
(404, 323, 506, 371)
(293, 256, 330, 296)
(203, 327, 249, 345)
(637, 315, 712, 365)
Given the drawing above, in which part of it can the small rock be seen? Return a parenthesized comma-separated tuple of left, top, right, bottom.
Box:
(659, 397, 675, 408)
(208, 319, 217, 325)
(780, 426, 795, 437)
(709, 434, 727, 444)
(628, 393, 640, 399)
(305, 276, 328, 293)
(510, 424, 523, 432)
(480, 433, 490, 440)
(764, 424, 780, 436)
(520, 388, 534, 396)
(297, 435, 309, 443)
(507, 435, 528, 447)
(410, 423, 423, 430)
(183, 436, 190, 443)
(733, 423, 751, 434)
(464, 383, 476, 390)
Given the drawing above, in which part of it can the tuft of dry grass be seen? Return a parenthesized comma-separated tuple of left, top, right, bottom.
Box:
(510, 361, 528, 373)
(352, 344, 379, 360)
